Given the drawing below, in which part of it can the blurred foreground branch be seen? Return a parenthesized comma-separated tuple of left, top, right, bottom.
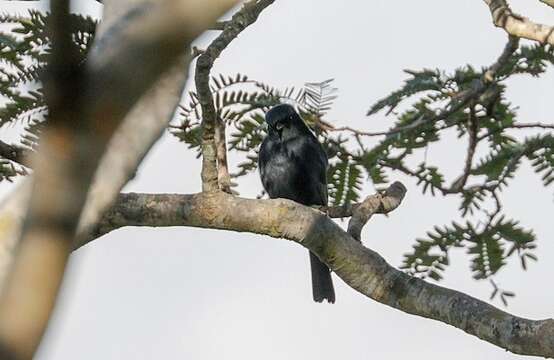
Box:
(0, 1, 237, 359)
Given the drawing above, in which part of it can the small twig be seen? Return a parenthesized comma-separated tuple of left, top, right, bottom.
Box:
(321, 118, 424, 137)
(484, 190, 503, 231)
(347, 181, 407, 241)
(477, 122, 554, 141)
(450, 106, 478, 191)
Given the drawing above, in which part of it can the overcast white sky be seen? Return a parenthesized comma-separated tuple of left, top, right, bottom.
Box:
(2, 1, 554, 359)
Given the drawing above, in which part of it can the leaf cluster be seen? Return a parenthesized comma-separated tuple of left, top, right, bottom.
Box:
(0, 10, 96, 179)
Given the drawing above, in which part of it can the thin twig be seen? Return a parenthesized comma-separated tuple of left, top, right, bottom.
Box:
(450, 106, 479, 191)
(477, 122, 554, 141)
(347, 182, 407, 241)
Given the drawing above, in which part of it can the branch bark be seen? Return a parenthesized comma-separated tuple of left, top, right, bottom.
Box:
(347, 181, 406, 241)
(483, 0, 554, 45)
(450, 106, 478, 191)
(196, 0, 276, 192)
(215, 118, 236, 193)
(82, 189, 554, 358)
(539, 0, 554, 9)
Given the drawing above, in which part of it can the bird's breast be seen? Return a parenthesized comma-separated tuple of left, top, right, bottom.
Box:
(260, 144, 302, 200)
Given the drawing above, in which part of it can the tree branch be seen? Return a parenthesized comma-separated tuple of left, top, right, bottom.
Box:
(539, 0, 554, 9)
(450, 106, 478, 191)
(214, 118, 236, 193)
(483, 0, 554, 45)
(477, 122, 554, 141)
(347, 181, 406, 241)
(83, 189, 554, 358)
(196, 0, 276, 192)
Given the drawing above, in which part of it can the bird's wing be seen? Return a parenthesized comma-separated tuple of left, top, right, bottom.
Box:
(258, 137, 270, 189)
(315, 140, 329, 207)
(301, 135, 329, 206)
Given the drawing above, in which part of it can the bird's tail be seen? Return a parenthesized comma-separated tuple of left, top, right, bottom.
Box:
(309, 251, 335, 303)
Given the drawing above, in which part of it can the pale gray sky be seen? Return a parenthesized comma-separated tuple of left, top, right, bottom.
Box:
(2, 1, 554, 359)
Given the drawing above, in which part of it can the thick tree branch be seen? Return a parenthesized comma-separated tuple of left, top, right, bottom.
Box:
(84, 189, 554, 358)
(196, 0, 275, 192)
(483, 0, 554, 45)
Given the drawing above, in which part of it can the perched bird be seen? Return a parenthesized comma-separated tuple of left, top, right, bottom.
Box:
(258, 104, 335, 303)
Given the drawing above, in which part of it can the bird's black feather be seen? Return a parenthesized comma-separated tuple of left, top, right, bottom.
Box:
(259, 104, 335, 303)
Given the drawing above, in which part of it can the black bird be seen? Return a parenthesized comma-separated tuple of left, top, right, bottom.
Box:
(258, 104, 335, 303)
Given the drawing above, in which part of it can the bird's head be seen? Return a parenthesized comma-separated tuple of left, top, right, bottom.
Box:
(265, 104, 308, 141)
